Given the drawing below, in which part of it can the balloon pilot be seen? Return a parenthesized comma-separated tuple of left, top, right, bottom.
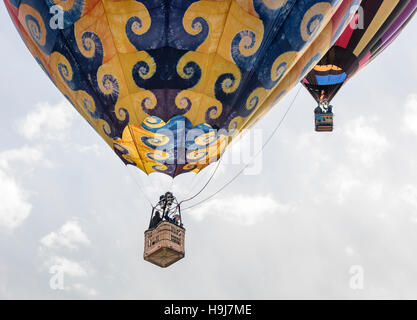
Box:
(144, 192, 186, 268)
(151, 192, 183, 227)
(314, 99, 334, 132)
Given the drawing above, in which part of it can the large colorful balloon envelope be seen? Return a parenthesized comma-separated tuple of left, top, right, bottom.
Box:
(4, 0, 360, 178)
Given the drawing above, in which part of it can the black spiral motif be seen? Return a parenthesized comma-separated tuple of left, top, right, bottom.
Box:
(205, 105, 220, 121)
(214, 73, 240, 103)
(25, 14, 43, 46)
(80, 31, 102, 60)
(141, 94, 157, 114)
(231, 30, 258, 70)
(114, 143, 137, 166)
(247, 95, 259, 110)
(132, 60, 154, 89)
(116, 107, 129, 122)
(128, 16, 142, 31)
(176, 96, 192, 112)
(100, 74, 119, 97)
(178, 61, 202, 84)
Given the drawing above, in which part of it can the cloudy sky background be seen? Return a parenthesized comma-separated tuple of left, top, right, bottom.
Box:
(1, 3, 417, 299)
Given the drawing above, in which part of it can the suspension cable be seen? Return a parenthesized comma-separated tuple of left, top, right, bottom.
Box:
(181, 85, 302, 212)
(180, 161, 213, 201)
(179, 153, 224, 205)
(124, 165, 155, 208)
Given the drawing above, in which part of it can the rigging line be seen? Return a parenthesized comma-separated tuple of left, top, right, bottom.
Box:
(181, 171, 200, 200)
(168, 175, 175, 193)
(180, 158, 219, 202)
(125, 124, 159, 195)
(179, 152, 224, 205)
(181, 84, 302, 212)
(124, 164, 155, 208)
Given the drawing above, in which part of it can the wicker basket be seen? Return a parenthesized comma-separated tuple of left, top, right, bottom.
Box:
(144, 221, 185, 268)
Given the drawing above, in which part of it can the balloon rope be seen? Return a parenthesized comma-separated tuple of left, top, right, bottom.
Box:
(181, 159, 218, 201)
(179, 152, 224, 205)
(181, 85, 302, 212)
(124, 165, 155, 208)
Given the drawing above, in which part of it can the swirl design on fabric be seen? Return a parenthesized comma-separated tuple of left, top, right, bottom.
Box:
(5, 0, 357, 176)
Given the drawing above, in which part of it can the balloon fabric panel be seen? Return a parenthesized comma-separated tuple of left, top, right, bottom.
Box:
(5, 0, 358, 177)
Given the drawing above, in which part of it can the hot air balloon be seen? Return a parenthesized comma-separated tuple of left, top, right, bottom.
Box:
(303, 0, 417, 132)
(4, 0, 360, 267)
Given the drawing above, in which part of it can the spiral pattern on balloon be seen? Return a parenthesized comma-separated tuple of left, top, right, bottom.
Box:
(182, 163, 198, 171)
(177, 59, 201, 81)
(132, 56, 156, 88)
(79, 32, 101, 59)
(141, 92, 158, 113)
(114, 143, 129, 154)
(231, 29, 258, 59)
(53, 54, 74, 87)
(175, 94, 192, 112)
(21, 5, 46, 48)
(99, 74, 119, 96)
(187, 150, 209, 163)
(270, 51, 297, 84)
(194, 132, 218, 146)
(116, 106, 129, 122)
(127, 15, 151, 36)
(184, 16, 209, 37)
(147, 150, 170, 162)
(301, 3, 331, 43)
(245, 88, 266, 111)
(78, 91, 96, 115)
(205, 102, 223, 121)
(142, 116, 166, 130)
(228, 116, 244, 133)
(152, 164, 168, 172)
(215, 73, 240, 95)
(99, 119, 112, 137)
(141, 134, 170, 148)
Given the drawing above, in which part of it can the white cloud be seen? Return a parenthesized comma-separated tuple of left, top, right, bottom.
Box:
(191, 194, 292, 225)
(73, 144, 103, 155)
(45, 256, 90, 278)
(72, 283, 99, 297)
(0, 147, 44, 170)
(0, 170, 32, 230)
(40, 220, 90, 250)
(325, 166, 360, 203)
(367, 182, 384, 200)
(18, 100, 75, 141)
(39, 223, 95, 296)
(345, 245, 355, 257)
(0, 147, 44, 230)
(400, 185, 417, 208)
(344, 116, 389, 166)
(399, 185, 417, 223)
(404, 94, 417, 136)
(295, 131, 331, 174)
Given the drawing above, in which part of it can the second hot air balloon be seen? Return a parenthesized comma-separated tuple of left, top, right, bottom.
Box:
(303, 0, 417, 132)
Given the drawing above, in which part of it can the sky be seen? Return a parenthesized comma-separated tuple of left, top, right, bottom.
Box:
(1, 2, 417, 300)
